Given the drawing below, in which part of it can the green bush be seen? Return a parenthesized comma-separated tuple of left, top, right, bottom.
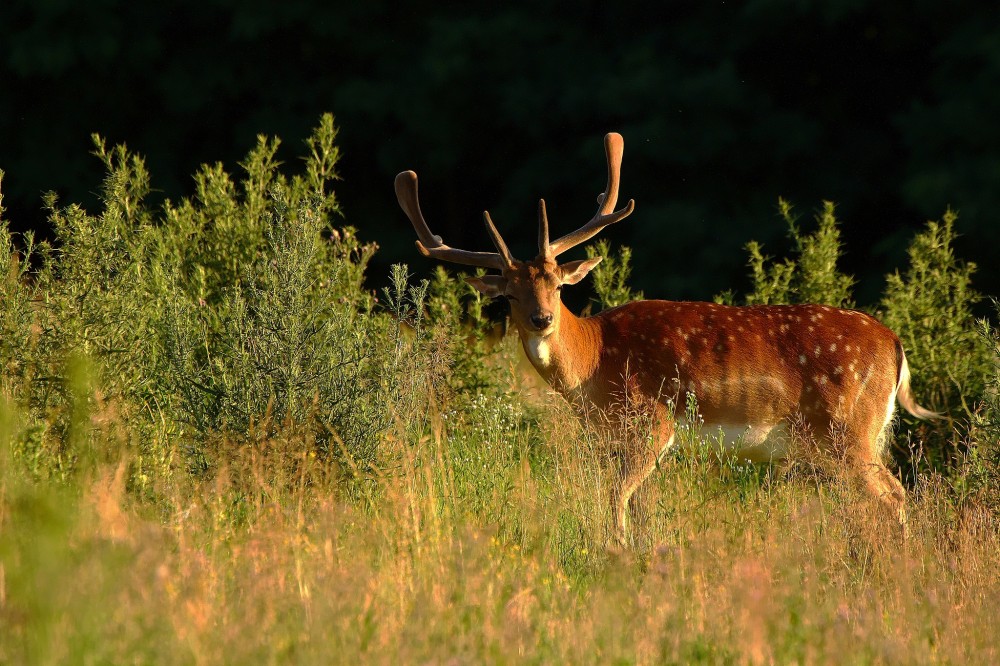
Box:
(730, 198, 855, 307)
(159, 192, 389, 467)
(422, 265, 512, 398)
(0, 174, 43, 397)
(978, 309, 1000, 433)
(881, 211, 992, 426)
(585, 238, 643, 312)
(974, 310, 1000, 495)
(0, 115, 407, 480)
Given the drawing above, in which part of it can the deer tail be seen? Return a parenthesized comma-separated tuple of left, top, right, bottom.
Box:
(896, 343, 944, 421)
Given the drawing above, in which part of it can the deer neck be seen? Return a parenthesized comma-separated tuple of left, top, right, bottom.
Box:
(519, 303, 602, 392)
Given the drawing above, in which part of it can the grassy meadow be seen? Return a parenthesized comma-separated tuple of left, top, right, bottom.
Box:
(1, 118, 999, 664)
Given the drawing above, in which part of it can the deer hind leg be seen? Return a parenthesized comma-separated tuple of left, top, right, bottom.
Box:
(846, 452, 908, 541)
(868, 462, 907, 526)
(843, 403, 908, 530)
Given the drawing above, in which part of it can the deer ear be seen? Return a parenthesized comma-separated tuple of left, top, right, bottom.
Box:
(465, 275, 507, 298)
(560, 257, 603, 285)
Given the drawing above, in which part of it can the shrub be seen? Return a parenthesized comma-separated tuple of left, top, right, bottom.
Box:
(159, 191, 389, 469)
(585, 238, 643, 311)
(423, 265, 511, 398)
(1, 115, 403, 479)
(0, 175, 44, 397)
(974, 311, 1000, 498)
(730, 198, 855, 307)
(881, 212, 991, 418)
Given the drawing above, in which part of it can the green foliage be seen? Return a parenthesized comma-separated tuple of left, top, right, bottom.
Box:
(38, 136, 161, 422)
(881, 212, 992, 429)
(423, 265, 513, 400)
(160, 194, 388, 466)
(0, 180, 43, 396)
(381, 263, 442, 423)
(739, 199, 855, 307)
(973, 310, 1000, 503)
(1, 115, 406, 479)
(977, 309, 1000, 434)
(585, 238, 643, 312)
(159, 114, 347, 306)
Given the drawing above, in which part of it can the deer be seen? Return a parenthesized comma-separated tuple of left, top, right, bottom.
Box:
(394, 133, 941, 546)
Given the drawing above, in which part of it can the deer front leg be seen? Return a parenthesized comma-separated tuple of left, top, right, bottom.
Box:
(610, 410, 675, 548)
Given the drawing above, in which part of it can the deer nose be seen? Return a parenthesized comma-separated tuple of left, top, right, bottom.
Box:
(530, 312, 554, 330)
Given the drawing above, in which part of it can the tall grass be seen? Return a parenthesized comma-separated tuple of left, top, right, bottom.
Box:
(2, 390, 998, 664)
(0, 122, 998, 664)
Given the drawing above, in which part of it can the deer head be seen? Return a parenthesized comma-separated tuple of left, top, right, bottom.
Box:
(394, 133, 635, 338)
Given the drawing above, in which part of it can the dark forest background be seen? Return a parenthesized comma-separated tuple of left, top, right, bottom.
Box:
(2, 0, 998, 303)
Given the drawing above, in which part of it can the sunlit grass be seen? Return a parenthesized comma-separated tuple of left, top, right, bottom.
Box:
(2, 354, 998, 665)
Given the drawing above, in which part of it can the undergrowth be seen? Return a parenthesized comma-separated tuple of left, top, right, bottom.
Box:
(0, 123, 998, 664)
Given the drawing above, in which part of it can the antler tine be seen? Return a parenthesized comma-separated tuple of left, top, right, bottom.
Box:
(394, 171, 510, 270)
(548, 133, 636, 257)
(482, 210, 515, 267)
(538, 199, 550, 257)
(598, 132, 623, 216)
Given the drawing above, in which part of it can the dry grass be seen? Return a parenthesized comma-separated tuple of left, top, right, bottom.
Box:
(1, 354, 998, 665)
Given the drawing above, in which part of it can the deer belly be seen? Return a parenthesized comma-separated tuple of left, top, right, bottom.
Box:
(673, 420, 791, 463)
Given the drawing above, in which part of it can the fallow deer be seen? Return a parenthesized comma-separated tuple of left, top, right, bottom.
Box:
(394, 133, 940, 545)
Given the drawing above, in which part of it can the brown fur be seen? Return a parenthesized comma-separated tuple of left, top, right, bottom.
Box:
(509, 295, 936, 545)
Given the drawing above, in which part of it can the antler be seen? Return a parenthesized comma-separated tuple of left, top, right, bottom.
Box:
(395, 170, 514, 270)
(537, 199, 550, 255)
(545, 133, 636, 258)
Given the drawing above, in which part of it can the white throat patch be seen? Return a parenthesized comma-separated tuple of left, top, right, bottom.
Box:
(524, 335, 552, 368)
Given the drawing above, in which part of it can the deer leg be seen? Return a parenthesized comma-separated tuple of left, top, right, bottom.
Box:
(843, 415, 908, 530)
(858, 459, 908, 527)
(611, 454, 656, 547)
(611, 414, 675, 547)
